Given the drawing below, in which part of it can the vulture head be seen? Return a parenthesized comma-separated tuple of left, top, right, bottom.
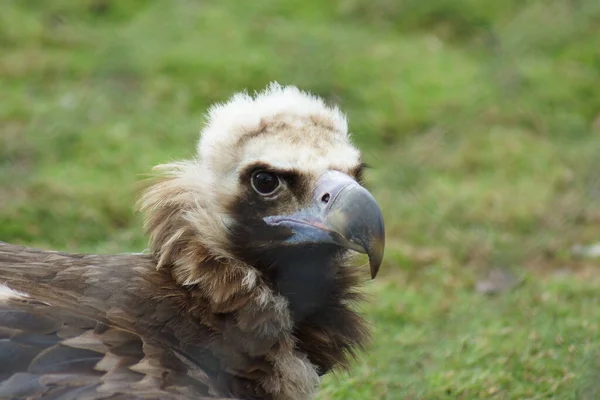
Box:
(141, 83, 384, 320)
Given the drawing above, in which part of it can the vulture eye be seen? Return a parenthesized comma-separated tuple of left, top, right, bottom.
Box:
(251, 170, 280, 195)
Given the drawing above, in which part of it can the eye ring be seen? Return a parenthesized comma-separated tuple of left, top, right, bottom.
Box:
(251, 170, 281, 196)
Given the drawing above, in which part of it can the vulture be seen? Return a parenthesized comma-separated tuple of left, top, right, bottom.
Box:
(0, 83, 385, 400)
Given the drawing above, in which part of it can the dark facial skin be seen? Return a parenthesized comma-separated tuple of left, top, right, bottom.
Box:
(226, 163, 384, 322)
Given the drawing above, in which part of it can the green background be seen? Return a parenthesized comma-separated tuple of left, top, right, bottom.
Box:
(1, 1, 600, 398)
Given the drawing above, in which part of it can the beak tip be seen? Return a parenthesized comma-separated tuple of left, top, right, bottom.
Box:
(367, 231, 385, 280)
(369, 256, 383, 279)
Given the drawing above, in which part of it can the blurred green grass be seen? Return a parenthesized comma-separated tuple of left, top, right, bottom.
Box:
(1, 1, 600, 398)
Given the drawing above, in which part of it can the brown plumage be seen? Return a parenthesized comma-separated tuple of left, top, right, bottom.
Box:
(0, 84, 385, 399)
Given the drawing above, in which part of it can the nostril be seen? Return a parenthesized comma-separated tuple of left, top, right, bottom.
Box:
(321, 193, 331, 204)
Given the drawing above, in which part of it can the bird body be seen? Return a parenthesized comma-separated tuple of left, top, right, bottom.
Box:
(0, 84, 385, 399)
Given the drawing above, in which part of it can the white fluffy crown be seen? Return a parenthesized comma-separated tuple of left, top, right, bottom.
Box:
(197, 82, 349, 162)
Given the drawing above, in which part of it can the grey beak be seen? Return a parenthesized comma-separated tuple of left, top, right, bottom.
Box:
(264, 171, 385, 279)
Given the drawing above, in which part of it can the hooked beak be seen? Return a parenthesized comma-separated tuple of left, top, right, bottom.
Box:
(264, 171, 385, 278)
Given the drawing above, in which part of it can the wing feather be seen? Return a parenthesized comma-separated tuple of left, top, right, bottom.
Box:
(0, 297, 221, 399)
(0, 242, 306, 399)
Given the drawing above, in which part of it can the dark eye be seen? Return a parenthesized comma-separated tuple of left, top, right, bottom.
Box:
(251, 170, 280, 195)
